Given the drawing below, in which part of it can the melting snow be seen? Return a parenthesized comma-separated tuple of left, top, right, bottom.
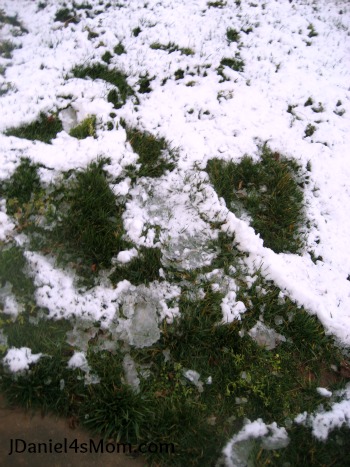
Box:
(0, 0, 350, 454)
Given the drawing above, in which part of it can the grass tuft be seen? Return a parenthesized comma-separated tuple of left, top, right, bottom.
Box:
(5, 113, 63, 144)
(304, 124, 316, 137)
(2, 158, 41, 215)
(113, 42, 126, 55)
(72, 63, 134, 108)
(220, 56, 245, 72)
(52, 159, 126, 270)
(101, 50, 113, 64)
(109, 247, 162, 286)
(226, 28, 240, 43)
(0, 40, 18, 59)
(69, 115, 96, 139)
(150, 42, 194, 56)
(123, 124, 176, 178)
(54, 8, 79, 24)
(206, 145, 306, 253)
(207, 1, 227, 8)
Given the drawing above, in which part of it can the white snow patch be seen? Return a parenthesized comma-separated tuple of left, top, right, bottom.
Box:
(114, 248, 138, 264)
(317, 387, 333, 398)
(295, 383, 350, 441)
(3, 347, 43, 373)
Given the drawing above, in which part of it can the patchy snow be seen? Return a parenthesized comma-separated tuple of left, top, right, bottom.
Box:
(0, 0, 350, 343)
(295, 383, 350, 441)
(3, 347, 43, 372)
(0, 0, 350, 453)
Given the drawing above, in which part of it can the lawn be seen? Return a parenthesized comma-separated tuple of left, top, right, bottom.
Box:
(0, 0, 350, 465)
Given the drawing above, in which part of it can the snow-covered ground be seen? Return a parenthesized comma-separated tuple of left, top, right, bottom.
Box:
(1, 0, 350, 463)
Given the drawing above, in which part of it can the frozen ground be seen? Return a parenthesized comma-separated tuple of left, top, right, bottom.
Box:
(1, 0, 350, 464)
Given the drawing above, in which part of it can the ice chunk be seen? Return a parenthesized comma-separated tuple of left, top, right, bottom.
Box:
(129, 301, 160, 348)
(67, 351, 100, 385)
(123, 354, 140, 393)
(248, 321, 286, 350)
(59, 106, 78, 132)
(67, 351, 90, 371)
(183, 369, 204, 393)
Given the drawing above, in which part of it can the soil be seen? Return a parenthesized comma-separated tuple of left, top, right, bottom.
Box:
(0, 395, 147, 467)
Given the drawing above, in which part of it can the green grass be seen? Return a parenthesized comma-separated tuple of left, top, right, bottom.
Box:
(109, 247, 162, 286)
(138, 73, 154, 94)
(206, 145, 306, 253)
(73, 2, 93, 10)
(69, 115, 96, 139)
(174, 68, 184, 80)
(71, 63, 134, 109)
(207, 1, 227, 8)
(5, 113, 63, 144)
(305, 124, 316, 137)
(0, 246, 36, 304)
(0, 9, 27, 33)
(307, 23, 318, 38)
(0, 10, 21, 28)
(226, 28, 240, 43)
(113, 42, 126, 55)
(219, 56, 245, 72)
(1, 158, 41, 215)
(51, 159, 126, 271)
(0, 40, 18, 59)
(0, 231, 348, 465)
(101, 50, 113, 64)
(54, 8, 79, 24)
(123, 124, 176, 178)
(150, 42, 194, 56)
(132, 26, 142, 37)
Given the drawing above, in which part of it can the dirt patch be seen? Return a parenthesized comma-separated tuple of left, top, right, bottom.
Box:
(0, 395, 146, 467)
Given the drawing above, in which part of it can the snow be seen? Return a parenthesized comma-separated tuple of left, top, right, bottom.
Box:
(3, 347, 43, 373)
(0, 0, 350, 455)
(221, 418, 289, 467)
(295, 384, 350, 441)
(114, 248, 138, 264)
(317, 387, 333, 398)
